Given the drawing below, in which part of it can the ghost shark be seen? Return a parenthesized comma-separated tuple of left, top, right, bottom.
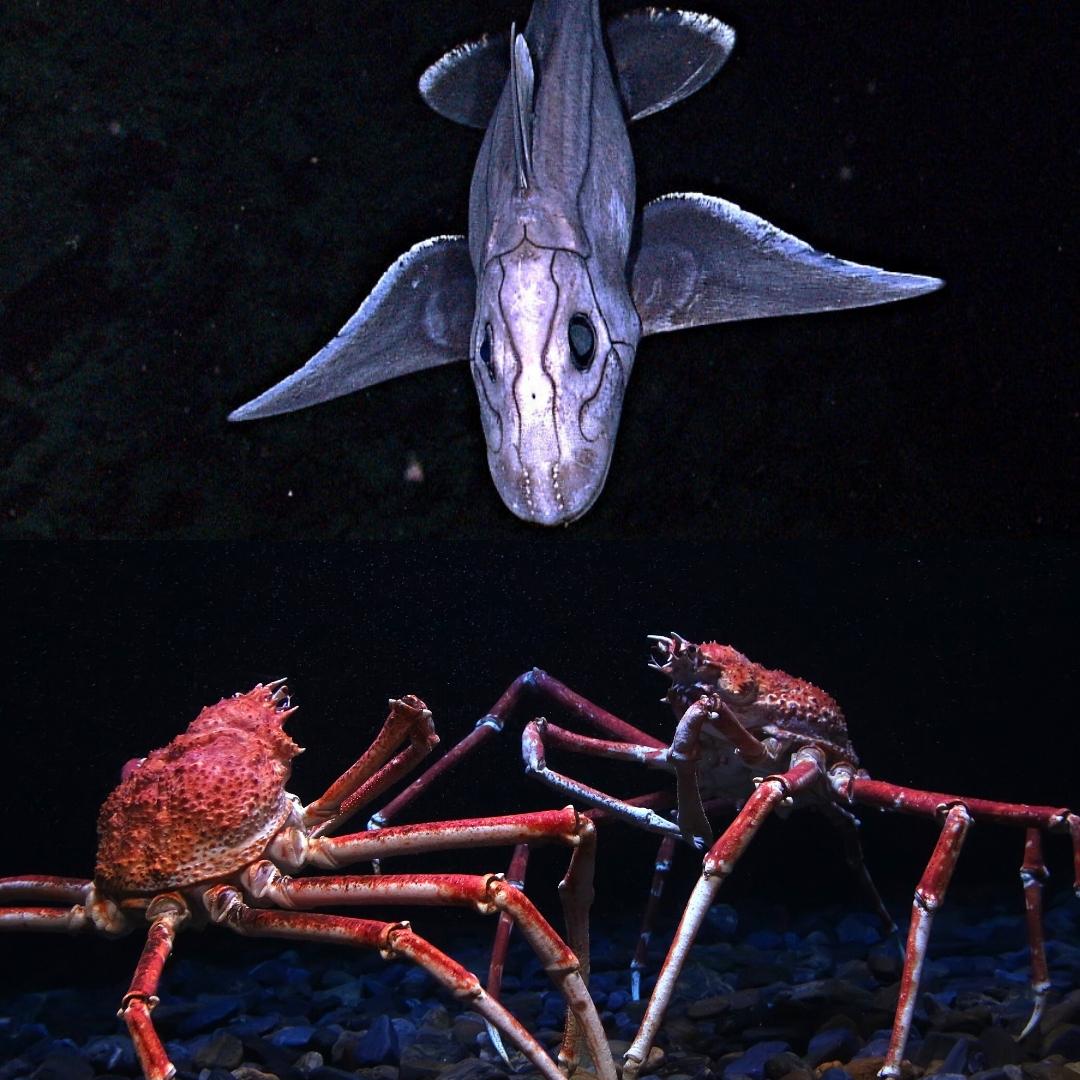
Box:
(229, 0, 942, 525)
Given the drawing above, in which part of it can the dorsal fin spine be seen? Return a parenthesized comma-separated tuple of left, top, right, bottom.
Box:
(510, 25, 535, 190)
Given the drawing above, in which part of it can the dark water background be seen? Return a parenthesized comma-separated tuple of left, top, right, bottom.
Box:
(2, 543, 1074, 992)
(0, 0, 1075, 1043)
(2, 2, 1074, 537)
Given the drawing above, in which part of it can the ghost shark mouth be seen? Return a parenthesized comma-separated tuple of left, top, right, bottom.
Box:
(229, 1, 942, 525)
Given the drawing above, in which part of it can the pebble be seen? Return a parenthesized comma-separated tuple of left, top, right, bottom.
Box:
(296, 1050, 326, 1076)
(688, 987, 762, 1019)
(722, 1039, 790, 1079)
(310, 1067, 366, 1080)
(177, 996, 245, 1035)
(1044, 1025, 1080, 1060)
(806, 1027, 860, 1066)
(28, 1053, 94, 1080)
(836, 914, 882, 946)
(82, 1034, 137, 1072)
(438, 1061, 508, 1080)
(818, 1067, 848, 1080)
(764, 1051, 810, 1080)
(0, 901, 1073, 1080)
(979, 1024, 1026, 1067)
(355, 1015, 401, 1066)
(270, 1022, 317, 1049)
(193, 1031, 244, 1070)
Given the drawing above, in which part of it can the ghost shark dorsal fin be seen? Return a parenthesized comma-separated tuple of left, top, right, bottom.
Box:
(418, 33, 508, 130)
(510, 25, 535, 190)
(606, 8, 735, 121)
(419, 8, 734, 129)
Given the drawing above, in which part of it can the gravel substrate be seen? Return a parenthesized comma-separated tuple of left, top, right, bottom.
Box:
(1, 894, 1077, 1080)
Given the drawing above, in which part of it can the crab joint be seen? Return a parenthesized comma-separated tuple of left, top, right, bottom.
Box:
(85, 886, 127, 936)
(239, 860, 299, 907)
(828, 761, 858, 801)
(378, 919, 415, 960)
(265, 823, 309, 870)
(475, 872, 507, 916)
(202, 884, 244, 925)
(1058, 812, 1080, 894)
(483, 875, 580, 976)
(118, 991, 160, 1015)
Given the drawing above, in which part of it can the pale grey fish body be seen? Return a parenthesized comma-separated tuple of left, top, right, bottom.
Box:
(229, 0, 943, 525)
(468, 0, 640, 522)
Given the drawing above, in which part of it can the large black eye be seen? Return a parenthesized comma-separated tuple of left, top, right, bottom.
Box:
(478, 322, 495, 382)
(568, 313, 596, 371)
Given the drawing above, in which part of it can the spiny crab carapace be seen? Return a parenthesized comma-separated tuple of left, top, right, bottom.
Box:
(0, 681, 617, 1080)
(363, 635, 1080, 1080)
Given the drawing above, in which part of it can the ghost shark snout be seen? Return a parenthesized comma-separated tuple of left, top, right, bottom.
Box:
(489, 448, 610, 526)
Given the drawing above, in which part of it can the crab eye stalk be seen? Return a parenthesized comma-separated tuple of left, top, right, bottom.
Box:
(568, 313, 596, 371)
(478, 322, 495, 382)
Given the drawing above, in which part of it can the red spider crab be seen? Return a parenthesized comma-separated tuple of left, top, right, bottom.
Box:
(368, 635, 1080, 1080)
(0, 681, 617, 1080)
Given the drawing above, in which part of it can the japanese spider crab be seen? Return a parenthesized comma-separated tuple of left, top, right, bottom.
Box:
(0, 681, 617, 1080)
(368, 635, 1080, 1080)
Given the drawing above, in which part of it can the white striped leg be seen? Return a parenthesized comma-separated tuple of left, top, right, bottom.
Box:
(623, 750, 825, 1079)
(879, 804, 972, 1079)
(631, 835, 678, 1000)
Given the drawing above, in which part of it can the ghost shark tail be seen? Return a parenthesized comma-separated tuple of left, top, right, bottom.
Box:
(229, 2, 942, 526)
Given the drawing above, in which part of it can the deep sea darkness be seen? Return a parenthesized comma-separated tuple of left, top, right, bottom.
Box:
(1, 3, 1075, 538)
(2, 543, 1075, 994)
(0, 0, 1076, 1066)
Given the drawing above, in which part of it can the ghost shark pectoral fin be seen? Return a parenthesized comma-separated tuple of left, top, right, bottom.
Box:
(419, 8, 734, 128)
(228, 236, 474, 422)
(631, 193, 943, 337)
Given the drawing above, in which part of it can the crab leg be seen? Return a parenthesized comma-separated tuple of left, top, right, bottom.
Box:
(524, 719, 682, 837)
(307, 807, 592, 865)
(487, 844, 530, 1002)
(370, 669, 664, 829)
(305, 808, 599, 1071)
(841, 776, 1077, 1058)
(0, 876, 92, 904)
(483, 843, 532, 1068)
(630, 835, 679, 1000)
(848, 779, 1075, 840)
(120, 897, 190, 1080)
(880, 804, 972, 1078)
(819, 804, 898, 937)
(0, 906, 89, 931)
(0, 876, 93, 931)
(239, 868, 613, 1080)
(204, 885, 587, 1080)
(1019, 828, 1051, 1038)
(302, 695, 438, 833)
(622, 749, 826, 1080)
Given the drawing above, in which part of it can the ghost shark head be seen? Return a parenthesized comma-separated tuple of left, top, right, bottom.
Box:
(471, 240, 635, 524)
(228, 1, 942, 526)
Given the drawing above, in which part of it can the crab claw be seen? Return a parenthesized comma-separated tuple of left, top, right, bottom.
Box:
(120, 757, 145, 782)
(267, 679, 291, 708)
(1020, 986, 1049, 1039)
(647, 634, 676, 669)
(485, 1023, 514, 1069)
(647, 632, 695, 672)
